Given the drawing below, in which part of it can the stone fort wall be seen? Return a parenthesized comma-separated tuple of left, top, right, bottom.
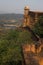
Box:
(23, 6, 43, 27)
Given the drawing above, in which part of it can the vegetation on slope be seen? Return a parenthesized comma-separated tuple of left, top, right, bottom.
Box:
(0, 29, 33, 65)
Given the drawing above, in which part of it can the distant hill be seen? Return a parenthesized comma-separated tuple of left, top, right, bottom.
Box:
(0, 11, 8, 14)
(0, 13, 23, 20)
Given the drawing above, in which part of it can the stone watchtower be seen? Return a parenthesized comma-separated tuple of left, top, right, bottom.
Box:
(23, 6, 30, 27)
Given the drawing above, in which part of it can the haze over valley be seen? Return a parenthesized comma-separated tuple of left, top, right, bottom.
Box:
(0, 13, 23, 29)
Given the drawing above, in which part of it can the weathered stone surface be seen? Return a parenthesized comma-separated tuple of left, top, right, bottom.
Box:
(22, 43, 43, 65)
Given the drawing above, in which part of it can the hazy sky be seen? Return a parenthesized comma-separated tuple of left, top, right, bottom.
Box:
(0, 0, 43, 14)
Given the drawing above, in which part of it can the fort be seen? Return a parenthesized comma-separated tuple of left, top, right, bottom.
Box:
(22, 6, 43, 65)
(23, 6, 43, 27)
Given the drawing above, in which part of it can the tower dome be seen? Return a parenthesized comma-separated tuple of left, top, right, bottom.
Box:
(24, 6, 30, 10)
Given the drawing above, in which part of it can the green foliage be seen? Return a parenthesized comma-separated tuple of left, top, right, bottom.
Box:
(0, 29, 33, 65)
(33, 16, 43, 38)
(0, 39, 22, 65)
(17, 30, 33, 44)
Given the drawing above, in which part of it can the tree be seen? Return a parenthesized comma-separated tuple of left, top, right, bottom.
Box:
(33, 16, 43, 38)
(0, 39, 22, 65)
